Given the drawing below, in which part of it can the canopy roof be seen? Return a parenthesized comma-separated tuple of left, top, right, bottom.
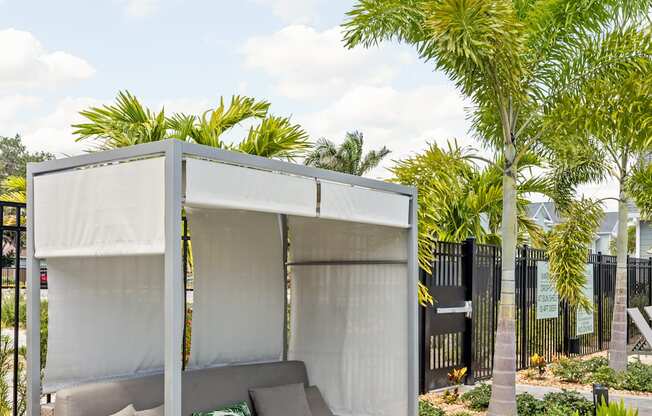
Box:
(25, 140, 418, 416)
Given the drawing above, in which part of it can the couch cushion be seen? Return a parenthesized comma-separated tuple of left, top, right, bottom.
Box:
(249, 383, 311, 416)
(54, 361, 309, 416)
(305, 386, 333, 416)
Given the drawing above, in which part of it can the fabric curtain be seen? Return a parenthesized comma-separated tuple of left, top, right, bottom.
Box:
(187, 207, 285, 369)
(185, 158, 317, 217)
(319, 182, 410, 228)
(34, 157, 165, 258)
(288, 217, 409, 416)
(43, 255, 164, 393)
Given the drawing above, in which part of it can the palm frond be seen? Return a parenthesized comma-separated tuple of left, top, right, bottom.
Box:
(238, 116, 310, 160)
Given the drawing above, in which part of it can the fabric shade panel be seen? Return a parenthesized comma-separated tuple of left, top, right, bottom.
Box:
(187, 207, 285, 369)
(184, 158, 317, 217)
(288, 217, 409, 416)
(43, 255, 165, 393)
(319, 181, 410, 229)
(33, 157, 165, 258)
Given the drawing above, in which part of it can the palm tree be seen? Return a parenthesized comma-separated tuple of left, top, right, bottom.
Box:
(343, 1, 650, 412)
(550, 62, 652, 370)
(0, 176, 26, 203)
(73, 91, 310, 160)
(391, 141, 548, 269)
(304, 131, 390, 176)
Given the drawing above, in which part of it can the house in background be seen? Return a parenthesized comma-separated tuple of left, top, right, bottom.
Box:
(527, 201, 621, 254)
(632, 200, 652, 259)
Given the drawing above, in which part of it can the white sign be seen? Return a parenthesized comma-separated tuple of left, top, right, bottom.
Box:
(536, 261, 558, 319)
(576, 264, 595, 336)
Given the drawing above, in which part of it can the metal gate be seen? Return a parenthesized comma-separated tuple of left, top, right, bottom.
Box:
(420, 240, 473, 392)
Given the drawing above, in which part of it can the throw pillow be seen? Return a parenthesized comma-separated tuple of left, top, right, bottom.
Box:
(135, 404, 163, 416)
(191, 401, 252, 416)
(110, 404, 136, 416)
(249, 383, 312, 416)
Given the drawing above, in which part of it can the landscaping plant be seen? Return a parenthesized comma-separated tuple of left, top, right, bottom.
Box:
(530, 353, 546, 378)
(418, 400, 445, 416)
(461, 383, 491, 411)
(593, 399, 639, 416)
(444, 367, 468, 403)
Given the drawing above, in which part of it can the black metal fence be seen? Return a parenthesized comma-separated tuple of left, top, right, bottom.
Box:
(0, 201, 28, 416)
(420, 238, 652, 391)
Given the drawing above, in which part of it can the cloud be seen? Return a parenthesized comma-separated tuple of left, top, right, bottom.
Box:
(242, 25, 411, 100)
(15, 97, 102, 156)
(296, 84, 473, 178)
(250, 0, 319, 24)
(0, 29, 95, 90)
(122, 0, 159, 17)
(0, 95, 42, 124)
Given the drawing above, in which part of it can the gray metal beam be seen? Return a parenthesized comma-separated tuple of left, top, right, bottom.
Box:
(29, 141, 169, 174)
(164, 140, 183, 416)
(407, 195, 419, 416)
(26, 166, 41, 416)
(180, 141, 415, 197)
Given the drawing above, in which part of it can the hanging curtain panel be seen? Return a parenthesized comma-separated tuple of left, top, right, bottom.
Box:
(187, 207, 285, 369)
(288, 217, 409, 416)
(43, 255, 164, 393)
(34, 157, 165, 258)
(319, 182, 410, 229)
(185, 158, 317, 217)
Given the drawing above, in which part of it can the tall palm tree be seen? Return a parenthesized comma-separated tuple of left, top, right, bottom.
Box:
(73, 91, 310, 160)
(343, 1, 650, 412)
(391, 141, 548, 269)
(303, 131, 390, 176)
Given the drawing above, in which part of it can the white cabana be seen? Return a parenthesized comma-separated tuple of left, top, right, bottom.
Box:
(26, 140, 418, 416)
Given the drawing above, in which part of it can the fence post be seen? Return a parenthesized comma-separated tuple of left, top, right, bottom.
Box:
(627, 254, 631, 343)
(649, 257, 652, 308)
(461, 237, 475, 385)
(520, 245, 528, 370)
(597, 252, 604, 350)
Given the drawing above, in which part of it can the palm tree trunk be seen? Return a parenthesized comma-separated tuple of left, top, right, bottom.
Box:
(609, 160, 629, 371)
(488, 144, 518, 416)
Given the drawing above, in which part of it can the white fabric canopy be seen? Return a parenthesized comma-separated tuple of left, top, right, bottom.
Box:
(288, 217, 409, 416)
(319, 182, 410, 228)
(43, 255, 164, 393)
(34, 157, 165, 258)
(185, 158, 317, 217)
(188, 207, 285, 368)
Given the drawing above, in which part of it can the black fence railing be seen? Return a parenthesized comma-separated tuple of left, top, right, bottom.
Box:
(0, 201, 27, 416)
(420, 238, 652, 390)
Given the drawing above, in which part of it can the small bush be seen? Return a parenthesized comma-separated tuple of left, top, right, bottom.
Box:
(460, 383, 491, 410)
(583, 357, 609, 372)
(516, 392, 545, 416)
(543, 389, 594, 416)
(617, 360, 652, 392)
(551, 357, 587, 383)
(590, 366, 618, 387)
(418, 400, 445, 416)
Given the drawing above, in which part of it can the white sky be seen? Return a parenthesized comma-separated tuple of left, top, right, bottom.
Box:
(0, 0, 620, 211)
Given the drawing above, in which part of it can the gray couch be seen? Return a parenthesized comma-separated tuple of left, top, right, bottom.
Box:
(52, 361, 333, 416)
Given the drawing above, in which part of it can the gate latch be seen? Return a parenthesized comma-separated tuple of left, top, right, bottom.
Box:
(436, 300, 472, 319)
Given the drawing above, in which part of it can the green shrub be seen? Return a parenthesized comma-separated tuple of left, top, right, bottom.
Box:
(617, 360, 652, 392)
(583, 357, 609, 372)
(418, 400, 445, 416)
(551, 357, 587, 383)
(595, 399, 639, 416)
(591, 366, 618, 387)
(1, 294, 27, 329)
(450, 413, 473, 416)
(543, 390, 594, 416)
(516, 392, 545, 416)
(460, 383, 491, 410)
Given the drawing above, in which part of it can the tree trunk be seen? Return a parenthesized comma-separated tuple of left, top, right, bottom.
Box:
(609, 168, 629, 371)
(488, 144, 518, 416)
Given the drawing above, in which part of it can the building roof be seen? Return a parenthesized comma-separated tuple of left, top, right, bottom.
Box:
(598, 211, 619, 234)
(527, 201, 618, 234)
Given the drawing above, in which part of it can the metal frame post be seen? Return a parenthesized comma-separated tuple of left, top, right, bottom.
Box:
(461, 237, 475, 385)
(520, 245, 528, 369)
(597, 252, 604, 349)
(407, 194, 418, 416)
(26, 166, 41, 416)
(164, 140, 183, 416)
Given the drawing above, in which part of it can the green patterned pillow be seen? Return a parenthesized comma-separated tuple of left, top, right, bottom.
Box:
(191, 401, 252, 416)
